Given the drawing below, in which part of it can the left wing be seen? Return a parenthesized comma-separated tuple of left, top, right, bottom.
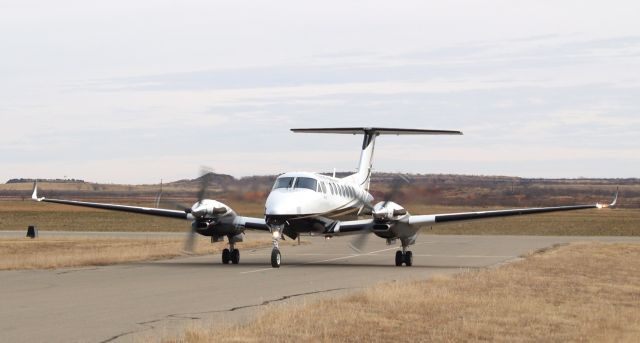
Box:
(331, 190, 618, 232)
(409, 204, 610, 228)
(410, 190, 618, 228)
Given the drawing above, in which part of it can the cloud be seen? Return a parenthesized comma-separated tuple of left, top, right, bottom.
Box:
(2, 1, 640, 184)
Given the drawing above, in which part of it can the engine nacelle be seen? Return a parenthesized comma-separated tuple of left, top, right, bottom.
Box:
(372, 201, 408, 222)
(189, 199, 234, 219)
(189, 199, 240, 237)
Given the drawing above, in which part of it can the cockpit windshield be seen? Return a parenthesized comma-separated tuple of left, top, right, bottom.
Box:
(273, 177, 295, 189)
(294, 177, 318, 191)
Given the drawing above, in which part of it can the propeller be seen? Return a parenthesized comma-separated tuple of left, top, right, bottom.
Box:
(183, 167, 214, 253)
(154, 179, 163, 208)
(381, 174, 410, 208)
(349, 174, 410, 253)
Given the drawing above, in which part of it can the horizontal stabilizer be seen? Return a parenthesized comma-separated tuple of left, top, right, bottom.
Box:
(291, 127, 463, 135)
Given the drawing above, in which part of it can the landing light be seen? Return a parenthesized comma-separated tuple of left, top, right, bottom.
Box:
(272, 231, 281, 239)
(596, 203, 604, 209)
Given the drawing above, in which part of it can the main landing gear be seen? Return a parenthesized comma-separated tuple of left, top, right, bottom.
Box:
(222, 242, 240, 264)
(395, 246, 413, 267)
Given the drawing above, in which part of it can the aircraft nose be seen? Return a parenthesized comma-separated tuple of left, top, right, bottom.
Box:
(265, 191, 303, 216)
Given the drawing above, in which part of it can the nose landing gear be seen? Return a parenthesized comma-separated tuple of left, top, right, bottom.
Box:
(271, 248, 281, 268)
(270, 225, 284, 268)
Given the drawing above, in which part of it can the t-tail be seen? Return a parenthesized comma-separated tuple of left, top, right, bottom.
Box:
(291, 127, 463, 189)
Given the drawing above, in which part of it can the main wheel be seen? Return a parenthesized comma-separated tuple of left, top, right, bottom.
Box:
(395, 250, 404, 266)
(231, 249, 240, 264)
(271, 248, 281, 268)
(404, 251, 413, 267)
(222, 248, 231, 264)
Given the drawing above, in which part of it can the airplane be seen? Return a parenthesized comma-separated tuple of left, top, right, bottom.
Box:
(31, 127, 618, 268)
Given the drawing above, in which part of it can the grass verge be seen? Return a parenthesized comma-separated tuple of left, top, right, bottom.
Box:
(0, 237, 277, 271)
(168, 242, 640, 343)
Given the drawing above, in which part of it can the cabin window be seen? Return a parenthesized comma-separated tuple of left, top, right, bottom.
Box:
(329, 183, 335, 195)
(273, 177, 295, 189)
(320, 182, 327, 193)
(294, 177, 318, 191)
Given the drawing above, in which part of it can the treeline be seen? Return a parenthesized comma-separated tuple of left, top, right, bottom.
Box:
(6, 178, 86, 184)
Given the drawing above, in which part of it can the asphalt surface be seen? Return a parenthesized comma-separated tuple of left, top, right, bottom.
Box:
(2, 233, 639, 343)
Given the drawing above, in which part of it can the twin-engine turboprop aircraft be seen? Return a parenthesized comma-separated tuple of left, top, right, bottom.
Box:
(32, 127, 618, 268)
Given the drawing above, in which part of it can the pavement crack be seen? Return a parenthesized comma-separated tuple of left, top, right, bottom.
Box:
(103, 287, 350, 342)
(98, 330, 138, 343)
(179, 287, 350, 317)
(56, 267, 99, 275)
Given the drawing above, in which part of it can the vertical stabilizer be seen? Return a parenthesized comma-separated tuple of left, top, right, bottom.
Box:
(352, 131, 376, 189)
(290, 127, 463, 190)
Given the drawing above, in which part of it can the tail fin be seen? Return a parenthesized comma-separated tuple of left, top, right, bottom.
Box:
(291, 127, 463, 189)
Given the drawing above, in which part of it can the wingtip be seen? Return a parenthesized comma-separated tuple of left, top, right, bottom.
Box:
(598, 187, 619, 209)
(31, 181, 43, 202)
(610, 187, 619, 207)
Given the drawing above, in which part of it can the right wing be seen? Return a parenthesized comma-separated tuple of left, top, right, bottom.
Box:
(32, 183, 191, 220)
(31, 183, 271, 232)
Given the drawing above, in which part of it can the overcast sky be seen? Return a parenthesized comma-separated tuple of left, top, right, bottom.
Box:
(1, 0, 639, 183)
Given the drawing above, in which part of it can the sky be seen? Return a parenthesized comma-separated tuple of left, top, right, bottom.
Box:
(1, 0, 639, 184)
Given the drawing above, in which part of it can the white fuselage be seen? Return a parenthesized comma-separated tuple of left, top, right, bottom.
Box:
(265, 171, 373, 223)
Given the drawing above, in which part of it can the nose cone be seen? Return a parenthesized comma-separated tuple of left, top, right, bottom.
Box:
(265, 190, 302, 216)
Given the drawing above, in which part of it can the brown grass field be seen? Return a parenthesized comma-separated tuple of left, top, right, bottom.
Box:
(165, 242, 640, 343)
(0, 237, 279, 271)
(2, 200, 638, 236)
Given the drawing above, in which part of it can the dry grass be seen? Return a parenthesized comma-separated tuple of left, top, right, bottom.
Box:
(169, 243, 640, 343)
(0, 237, 276, 271)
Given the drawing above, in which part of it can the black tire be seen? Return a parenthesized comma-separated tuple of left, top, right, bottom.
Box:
(395, 250, 404, 266)
(271, 248, 281, 268)
(222, 248, 230, 264)
(404, 251, 413, 267)
(231, 249, 240, 264)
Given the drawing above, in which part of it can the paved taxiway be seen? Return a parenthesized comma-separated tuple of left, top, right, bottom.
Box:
(2, 233, 639, 343)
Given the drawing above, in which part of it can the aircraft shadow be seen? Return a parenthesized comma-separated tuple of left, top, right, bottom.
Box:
(136, 261, 478, 270)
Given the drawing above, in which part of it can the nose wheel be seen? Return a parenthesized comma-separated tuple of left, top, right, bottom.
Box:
(269, 225, 284, 268)
(271, 248, 281, 268)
